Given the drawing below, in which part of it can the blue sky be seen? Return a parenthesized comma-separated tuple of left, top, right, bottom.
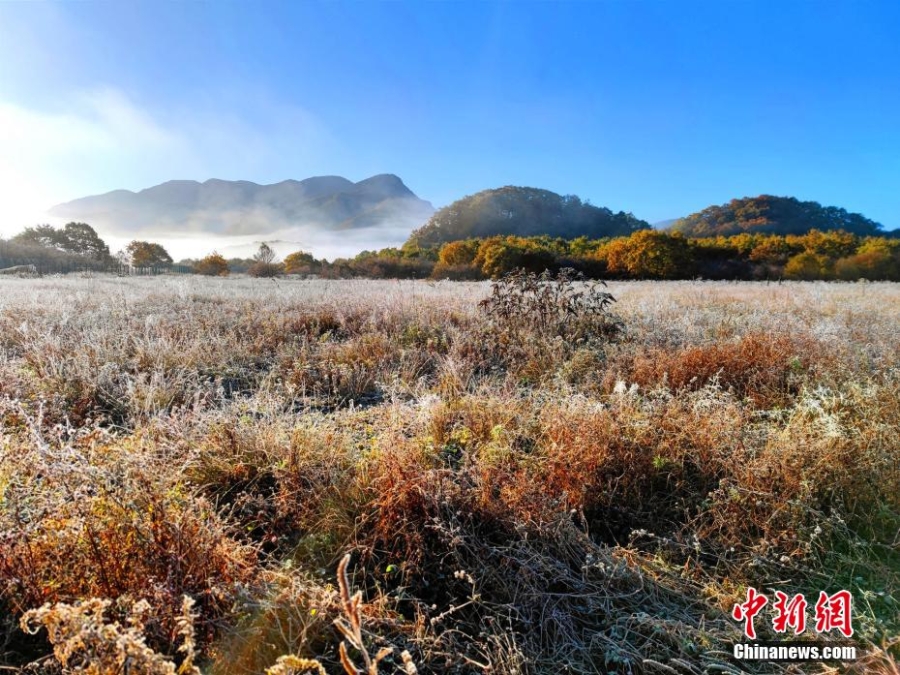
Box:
(1, 0, 898, 246)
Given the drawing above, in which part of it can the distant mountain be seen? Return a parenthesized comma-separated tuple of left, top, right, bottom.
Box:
(406, 186, 649, 247)
(669, 195, 885, 237)
(652, 218, 678, 230)
(50, 174, 435, 237)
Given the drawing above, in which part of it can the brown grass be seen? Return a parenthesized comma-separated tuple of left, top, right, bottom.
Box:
(617, 332, 818, 407)
(1, 276, 898, 673)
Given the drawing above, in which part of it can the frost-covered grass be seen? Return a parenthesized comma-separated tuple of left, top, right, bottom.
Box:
(1, 275, 898, 674)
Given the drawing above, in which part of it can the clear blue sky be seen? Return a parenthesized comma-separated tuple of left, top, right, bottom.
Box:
(1, 0, 898, 231)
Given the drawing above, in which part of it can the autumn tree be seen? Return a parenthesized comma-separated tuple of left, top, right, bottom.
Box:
(438, 240, 480, 266)
(473, 236, 557, 278)
(604, 230, 695, 279)
(784, 251, 830, 280)
(748, 235, 798, 265)
(126, 241, 173, 268)
(835, 239, 900, 280)
(672, 196, 884, 237)
(283, 250, 320, 275)
(795, 229, 859, 259)
(194, 252, 229, 276)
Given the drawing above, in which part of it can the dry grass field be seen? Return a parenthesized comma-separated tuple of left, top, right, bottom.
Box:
(1, 275, 898, 674)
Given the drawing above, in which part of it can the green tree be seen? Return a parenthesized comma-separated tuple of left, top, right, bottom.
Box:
(61, 222, 111, 260)
(12, 222, 110, 261)
(407, 186, 649, 247)
(11, 224, 66, 250)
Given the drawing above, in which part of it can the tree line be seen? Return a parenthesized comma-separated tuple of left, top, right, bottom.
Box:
(1, 223, 180, 273)
(283, 229, 900, 281)
(5, 222, 900, 282)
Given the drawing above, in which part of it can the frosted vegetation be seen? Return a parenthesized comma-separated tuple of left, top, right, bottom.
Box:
(1, 276, 898, 673)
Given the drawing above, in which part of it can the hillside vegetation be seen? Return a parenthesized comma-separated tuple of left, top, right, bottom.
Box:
(670, 195, 885, 238)
(1, 276, 898, 674)
(325, 229, 900, 282)
(406, 186, 649, 247)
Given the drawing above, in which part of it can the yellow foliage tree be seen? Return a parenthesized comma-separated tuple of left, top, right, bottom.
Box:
(194, 252, 229, 276)
(784, 251, 831, 280)
(604, 230, 695, 279)
(438, 240, 479, 266)
(283, 250, 319, 275)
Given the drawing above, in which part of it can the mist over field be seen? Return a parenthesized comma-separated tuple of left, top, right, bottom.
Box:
(100, 220, 425, 262)
(43, 174, 435, 260)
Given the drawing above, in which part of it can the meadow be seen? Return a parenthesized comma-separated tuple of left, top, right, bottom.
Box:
(1, 275, 898, 674)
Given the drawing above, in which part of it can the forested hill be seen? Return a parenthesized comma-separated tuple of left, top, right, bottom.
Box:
(406, 186, 649, 247)
(670, 195, 885, 238)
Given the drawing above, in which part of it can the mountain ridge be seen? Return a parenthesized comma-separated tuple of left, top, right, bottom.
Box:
(50, 174, 434, 237)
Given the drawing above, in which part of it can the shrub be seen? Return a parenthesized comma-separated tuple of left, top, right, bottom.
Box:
(2, 276, 899, 672)
(621, 332, 816, 407)
(479, 267, 621, 344)
(249, 243, 284, 278)
(429, 262, 484, 280)
(248, 261, 285, 278)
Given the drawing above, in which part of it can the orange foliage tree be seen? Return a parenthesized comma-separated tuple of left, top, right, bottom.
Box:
(194, 252, 230, 276)
(604, 230, 695, 279)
